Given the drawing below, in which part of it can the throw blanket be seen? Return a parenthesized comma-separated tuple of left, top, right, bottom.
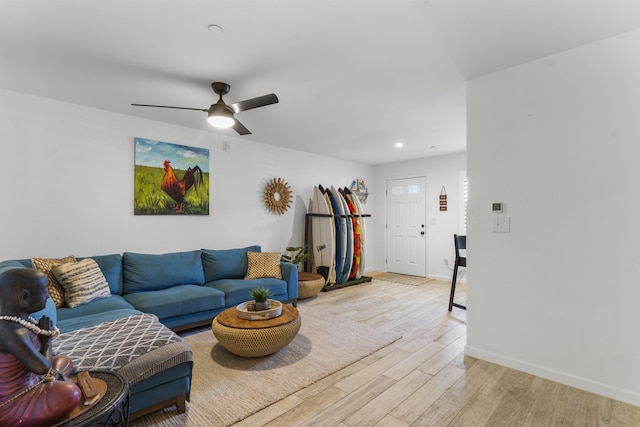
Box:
(53, 314, 192, 384)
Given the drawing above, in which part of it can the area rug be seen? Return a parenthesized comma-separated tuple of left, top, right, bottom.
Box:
(130, 305, 401, 427)
(369, 272, 436, 286)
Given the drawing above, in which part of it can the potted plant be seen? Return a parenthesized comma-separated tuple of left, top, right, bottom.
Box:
(281, 245, 309, 270)
(248, 287, 271, 311)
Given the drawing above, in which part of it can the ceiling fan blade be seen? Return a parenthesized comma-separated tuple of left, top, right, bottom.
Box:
(230, 94, 278, 113)
(131, 104, 208, 112)
(232, 118, 251, 135)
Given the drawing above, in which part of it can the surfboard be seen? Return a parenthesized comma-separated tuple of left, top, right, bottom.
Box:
(319, 185, 337, 284)
(347, 188, 367, 278)
(310, 186, 335, 285)
(338, 190, 353, 283)
(326, 186, 346, 284)
(340, 188, 361, 280)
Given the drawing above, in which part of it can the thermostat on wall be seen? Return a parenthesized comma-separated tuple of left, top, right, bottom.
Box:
(492, 203, 503, 213)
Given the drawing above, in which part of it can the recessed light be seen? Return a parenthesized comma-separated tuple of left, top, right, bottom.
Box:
(429, 145, 436, 149)
(394, 142, 404, 148)
(207, 24, 223, 34)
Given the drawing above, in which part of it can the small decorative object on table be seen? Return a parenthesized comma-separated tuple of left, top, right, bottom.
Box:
(248, 286, 271, 311)
(60, 371, 129, 426)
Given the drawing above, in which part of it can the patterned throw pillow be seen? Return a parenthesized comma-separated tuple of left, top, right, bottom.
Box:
(244, 252, 282, 280)
(32, 255, 77, 308)
(52, 258, 111, 308)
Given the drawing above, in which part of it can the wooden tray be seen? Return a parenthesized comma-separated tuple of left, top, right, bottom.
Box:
(236, 299, 282, 320)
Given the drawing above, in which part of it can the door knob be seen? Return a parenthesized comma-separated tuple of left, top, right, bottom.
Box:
(421, 231, 425, 235)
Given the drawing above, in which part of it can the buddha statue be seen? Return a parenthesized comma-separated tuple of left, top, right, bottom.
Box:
(0, 268, 82, 427)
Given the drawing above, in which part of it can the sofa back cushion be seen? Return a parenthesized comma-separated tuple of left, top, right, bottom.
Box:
(201, 245, 261, 282)
(123, 250, 204, 293)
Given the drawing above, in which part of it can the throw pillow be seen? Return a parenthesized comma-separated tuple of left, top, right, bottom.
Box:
(32, 255, 77, 308)
(245, 252, 282, 280)
(51, 258, 111, 308)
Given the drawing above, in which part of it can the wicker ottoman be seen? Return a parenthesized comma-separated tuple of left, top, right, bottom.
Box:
(297, 272, 325, 299)
(211, 305, 301, 357)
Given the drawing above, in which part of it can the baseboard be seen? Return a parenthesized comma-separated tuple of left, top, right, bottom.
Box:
(465, 345, 640, 407)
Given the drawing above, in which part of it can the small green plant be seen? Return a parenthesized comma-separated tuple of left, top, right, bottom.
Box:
(281, 245, 309, 265)
(248, 287, 271, 303)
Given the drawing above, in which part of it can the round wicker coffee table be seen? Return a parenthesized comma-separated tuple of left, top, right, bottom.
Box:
(211, 304, 301, 357)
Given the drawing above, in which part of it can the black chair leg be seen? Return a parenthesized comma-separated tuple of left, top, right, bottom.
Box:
(448, 261, 459, 311)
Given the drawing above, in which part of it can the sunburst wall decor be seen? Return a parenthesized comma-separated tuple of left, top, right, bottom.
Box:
(263, 177, 292, 215)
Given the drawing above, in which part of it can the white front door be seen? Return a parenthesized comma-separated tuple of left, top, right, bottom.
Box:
(386, 177, 427, 276)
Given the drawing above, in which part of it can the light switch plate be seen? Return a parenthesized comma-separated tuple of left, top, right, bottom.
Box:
(493, 217, 510, 233)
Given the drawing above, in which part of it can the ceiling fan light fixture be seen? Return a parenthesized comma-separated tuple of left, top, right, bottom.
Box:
(207, 103, 235, 128)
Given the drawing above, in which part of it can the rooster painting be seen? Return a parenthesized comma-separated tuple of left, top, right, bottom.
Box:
(161, 160, 204, 214)
(134, 137, 209, 215)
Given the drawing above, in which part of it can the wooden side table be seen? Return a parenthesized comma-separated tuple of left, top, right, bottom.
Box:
(297, 272, 325, 299)
(60, 371, 129, 427)
(212, 304, 301, 357)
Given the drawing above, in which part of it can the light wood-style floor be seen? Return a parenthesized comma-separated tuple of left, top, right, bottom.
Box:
(232, 276, 640, 427)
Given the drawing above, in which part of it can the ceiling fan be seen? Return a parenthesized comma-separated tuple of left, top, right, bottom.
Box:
(132, 82, 278, 135)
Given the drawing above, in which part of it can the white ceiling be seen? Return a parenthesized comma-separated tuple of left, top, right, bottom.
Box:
(1, 0, 638, 165)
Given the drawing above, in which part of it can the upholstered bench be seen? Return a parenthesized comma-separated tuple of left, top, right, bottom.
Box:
(53, 313, 193, 419)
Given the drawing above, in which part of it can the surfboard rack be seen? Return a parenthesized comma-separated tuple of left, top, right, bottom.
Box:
(321, 275, 372, 292)
(304, 212, 372, 288)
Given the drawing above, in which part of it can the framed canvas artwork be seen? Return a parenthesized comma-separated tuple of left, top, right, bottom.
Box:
(134, 137, 210, 215)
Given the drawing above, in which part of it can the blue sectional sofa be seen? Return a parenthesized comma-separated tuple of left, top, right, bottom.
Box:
(0, 245, 298, 419)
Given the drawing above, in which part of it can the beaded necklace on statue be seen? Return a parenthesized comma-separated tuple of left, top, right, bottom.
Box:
(0, 315, 60, 338)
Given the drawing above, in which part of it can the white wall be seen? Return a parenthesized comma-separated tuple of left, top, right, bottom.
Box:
(0, 89, 374, 263)
(371, 152, 466, 279)
(466, 30, 640, 405)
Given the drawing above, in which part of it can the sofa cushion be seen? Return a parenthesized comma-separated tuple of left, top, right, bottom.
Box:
(245, 252, 282, 280)
(56, 294, 136, 322)
(52, 258, 111, 308)
(79, 254, 123, 295)
(123, 251, 205, 293)
(206, 278, 287, 307)
(201, 245, 261, 282)
(32, 255, 77, 308)
(123, 285, 225, 320)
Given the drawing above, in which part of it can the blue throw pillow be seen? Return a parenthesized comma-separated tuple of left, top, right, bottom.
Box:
(123, 250, 205, 293)
(201, 245, 261, 282)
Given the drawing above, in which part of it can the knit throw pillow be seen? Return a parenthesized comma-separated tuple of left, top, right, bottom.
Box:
(51, 258, 111, 308)
(244, 252, 282, 280)
(32, 255, 77, 308)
